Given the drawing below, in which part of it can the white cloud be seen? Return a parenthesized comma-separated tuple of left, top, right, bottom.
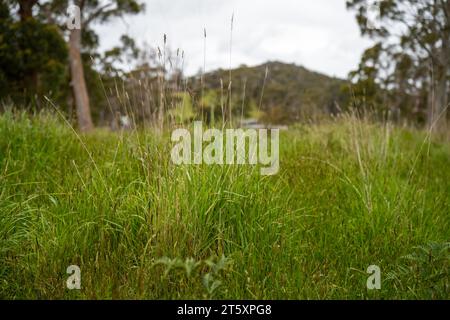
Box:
(94, 0, 373, 78)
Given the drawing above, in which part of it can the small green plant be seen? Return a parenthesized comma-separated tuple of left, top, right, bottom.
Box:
(154, 255, 233, 298)
(386, 242, 449, 299)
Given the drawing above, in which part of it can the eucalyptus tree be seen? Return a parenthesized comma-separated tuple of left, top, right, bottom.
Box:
(347, 0, 449, 129)
(39, 0, 144, 131)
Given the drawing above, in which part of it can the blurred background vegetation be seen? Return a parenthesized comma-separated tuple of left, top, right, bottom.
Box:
(0, 0, 448, 131)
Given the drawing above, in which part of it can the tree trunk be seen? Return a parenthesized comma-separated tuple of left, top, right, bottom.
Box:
(69, 28, 94, 132)
(18, 0, 38, 21)
(429, 4, 450, 132)
(429, 71, 448, 131)
(428, 51, 449, 132)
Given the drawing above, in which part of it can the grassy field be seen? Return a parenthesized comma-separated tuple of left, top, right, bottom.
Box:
(0, 111, 448, 299)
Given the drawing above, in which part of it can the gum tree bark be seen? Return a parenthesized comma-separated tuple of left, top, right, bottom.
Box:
(18, 0, 38, 20)
(69, 25, 93, 132)
(429, 32, 449, 131)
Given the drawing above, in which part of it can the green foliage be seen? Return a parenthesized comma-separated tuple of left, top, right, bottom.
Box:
(0, 112, 448, 299)
(386, 242, 449, 299)
(347, 0, 450, 125)
(169, 92, 196, 124)
(0, 12, 68, 106)
(154, 255, 232, 298)
(0, 0, 146, 124)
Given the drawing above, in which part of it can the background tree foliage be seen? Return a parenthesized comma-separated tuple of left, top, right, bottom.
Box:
(0, 1, 67, 108)
(347, 0, 450, 129)
(0, 1, 448, 130)
(0, 0, 145, 130)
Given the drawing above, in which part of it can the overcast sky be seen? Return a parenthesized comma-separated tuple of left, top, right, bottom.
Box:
(94, 0, 374, 78)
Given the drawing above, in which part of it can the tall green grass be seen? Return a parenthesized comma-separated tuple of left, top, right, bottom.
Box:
(0, 111, 448, 299)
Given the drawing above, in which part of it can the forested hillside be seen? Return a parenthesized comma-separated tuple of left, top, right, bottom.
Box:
(189, 61, 348, 124)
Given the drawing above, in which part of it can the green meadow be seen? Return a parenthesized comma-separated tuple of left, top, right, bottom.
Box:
(0, 112, 448, 299)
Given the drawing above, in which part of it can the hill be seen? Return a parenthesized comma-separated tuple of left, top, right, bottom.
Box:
(188, 61, 348, 123)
